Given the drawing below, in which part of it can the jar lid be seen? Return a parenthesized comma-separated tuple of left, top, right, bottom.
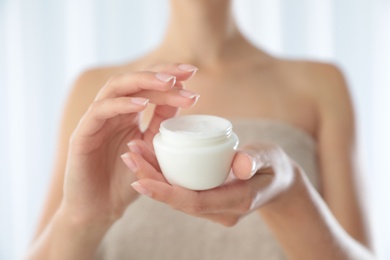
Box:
(159, 115, 232, 141)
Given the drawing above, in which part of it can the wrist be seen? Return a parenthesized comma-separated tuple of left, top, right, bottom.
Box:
(57, 202, 115, 232)
(54, 205, 112, 257)
(259, 164, 307, 214)
(27, 204, 114, 260)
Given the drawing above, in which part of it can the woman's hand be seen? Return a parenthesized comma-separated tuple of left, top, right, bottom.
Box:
(61, 63, 200, 226)
(122, 140, 297, 226)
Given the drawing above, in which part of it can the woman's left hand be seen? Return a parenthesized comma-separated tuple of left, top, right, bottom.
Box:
(121, 140, 298, 226)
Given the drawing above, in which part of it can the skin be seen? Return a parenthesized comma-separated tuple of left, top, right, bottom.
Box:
(27, 0, 373, 259)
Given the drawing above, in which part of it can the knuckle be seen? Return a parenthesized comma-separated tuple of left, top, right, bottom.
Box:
(189, 203, 203, 214)
(87, 100, 101, 112)
(106, 74, 121, 85)
(188, 198, 206, 214)
(86, 102, 97, 113)
(104, 73, 128, 89)
(165, 187, 182, 211)
(220, 217, 239, 227)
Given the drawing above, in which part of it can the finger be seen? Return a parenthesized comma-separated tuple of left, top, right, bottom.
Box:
(143, 105, 179, 144)
(231, 152, 257, 180)
(74, 97, 149, 137)
(132, 179, 253, 215)
(232, 144, 274, 180)
(95, 71, 176, 100)
(197, 213, 241, 227)
(144, 63, 198, 81)
(97, 63, 198, 100)
(121, 152, 166, 182)
(134, 86, 199, 108)
(127, 139, 160, 170)
(144, 89, 199, 143)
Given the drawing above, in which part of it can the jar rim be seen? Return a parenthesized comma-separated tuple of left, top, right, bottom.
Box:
(159, 115, 232, 141)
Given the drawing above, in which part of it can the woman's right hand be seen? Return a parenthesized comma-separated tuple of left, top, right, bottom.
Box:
(60, 63, 199, 227)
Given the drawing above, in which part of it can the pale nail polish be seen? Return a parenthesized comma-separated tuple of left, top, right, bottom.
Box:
(179, 89, 200, 99)
(121, 153, 138, 172)
(247, 154, 258, 177)
(131, 182, 152, 197)
(127, 142, 142, 154)
(190, 95, 200, 107)
(156, 73, 176, 83)
(131, 97, 149, 106)
(178, 64, 198, 72)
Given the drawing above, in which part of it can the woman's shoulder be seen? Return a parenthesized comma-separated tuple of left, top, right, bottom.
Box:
(248, 51, 347, 93)
(265, 57, 352, 133)
(260, 57, 350, 107)
(287, 59, 350, 106)
(274, 58, 347, 92)
(274, 58, 353, 130)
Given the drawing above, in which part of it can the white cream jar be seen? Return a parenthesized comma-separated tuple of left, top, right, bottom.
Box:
(153, 115, 239, 190)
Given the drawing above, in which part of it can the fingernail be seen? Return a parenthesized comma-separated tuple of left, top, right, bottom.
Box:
(121, 153, 138, 172)
(191, 95, 200, 107)
(127, 141, 142, 154)
(179, 89, 200, 99)
(156, 73, 176, 83)
(131, 97, 149, 106)
(131, 182, 152, 197)
(244, 153, 257, 177)
(178, 64, 198, 72)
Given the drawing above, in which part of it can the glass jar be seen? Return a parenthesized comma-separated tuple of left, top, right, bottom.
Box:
(153, 115, 239, 190)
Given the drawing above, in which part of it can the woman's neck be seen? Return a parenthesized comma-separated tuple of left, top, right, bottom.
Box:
(155, 0, 254, 66)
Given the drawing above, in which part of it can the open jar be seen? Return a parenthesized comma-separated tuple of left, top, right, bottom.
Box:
(153, 115, 239, 190)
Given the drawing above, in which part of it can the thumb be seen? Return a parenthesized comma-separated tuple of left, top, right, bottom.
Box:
(232, 144, 272, 180)
(231, 151, 257, 180)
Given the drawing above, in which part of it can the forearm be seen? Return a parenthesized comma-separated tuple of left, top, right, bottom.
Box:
(258, 169, 374, 260)
(26, 205, 111, 260)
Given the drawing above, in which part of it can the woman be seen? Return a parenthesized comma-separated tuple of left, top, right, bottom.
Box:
(27, 0, 373, 259)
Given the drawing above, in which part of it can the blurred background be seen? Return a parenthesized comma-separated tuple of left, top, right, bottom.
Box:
(1, 0, 389, 259)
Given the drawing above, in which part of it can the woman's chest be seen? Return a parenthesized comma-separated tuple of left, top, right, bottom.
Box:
(180, 73, 317, 137)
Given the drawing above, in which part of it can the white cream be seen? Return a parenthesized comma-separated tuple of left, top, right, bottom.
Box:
(153, 115, 239, 190)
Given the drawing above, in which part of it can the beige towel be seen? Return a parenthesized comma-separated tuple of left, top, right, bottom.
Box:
(96, 119, 319, 260)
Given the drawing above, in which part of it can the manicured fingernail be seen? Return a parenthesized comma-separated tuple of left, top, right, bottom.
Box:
(179, 89, 200, 99)
(121, 153, 138, 172)
(156, 73, 176, 83)
(127, 141, 142, 154)
(191, 95, 200, 107)
(131, 97, 149, 106)
(244, 153, 257, 177)
(178, 64, 198, 72)
(131, 182, 152, 197)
